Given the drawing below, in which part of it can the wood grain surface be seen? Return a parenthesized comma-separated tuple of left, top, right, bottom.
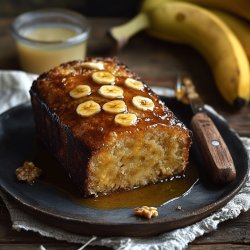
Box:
(0, 17, 249, 250)
(191, 112, 236, 184)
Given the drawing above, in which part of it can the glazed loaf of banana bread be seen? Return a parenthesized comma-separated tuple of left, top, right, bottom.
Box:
(30, 58, 191, 197)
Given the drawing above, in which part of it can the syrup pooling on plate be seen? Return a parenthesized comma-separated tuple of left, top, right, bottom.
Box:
(33, 141, 198, 209)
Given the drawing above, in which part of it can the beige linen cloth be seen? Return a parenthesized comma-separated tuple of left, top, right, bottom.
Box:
(0, 70, 249, 250)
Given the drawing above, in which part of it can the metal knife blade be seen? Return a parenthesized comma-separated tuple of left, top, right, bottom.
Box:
(151, 86, 176, 98)
(178, 76, 236, 185)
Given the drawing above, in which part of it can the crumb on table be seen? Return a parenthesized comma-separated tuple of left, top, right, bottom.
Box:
(16, 161, 42, 184)
(134, 206, 158, 219)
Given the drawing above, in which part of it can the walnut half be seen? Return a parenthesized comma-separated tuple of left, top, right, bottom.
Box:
(134, 206, 158, 219)
(16, 161, 42, 184)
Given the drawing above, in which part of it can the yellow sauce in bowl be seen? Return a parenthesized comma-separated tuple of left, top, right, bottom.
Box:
(12, 9, 89, 74)
(16, 27, 87, 74)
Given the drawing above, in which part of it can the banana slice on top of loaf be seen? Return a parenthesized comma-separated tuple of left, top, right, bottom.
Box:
(30, 57, 191, 197)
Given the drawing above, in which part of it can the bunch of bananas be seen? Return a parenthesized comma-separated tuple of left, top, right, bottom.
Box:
(110, 0, 250, 107)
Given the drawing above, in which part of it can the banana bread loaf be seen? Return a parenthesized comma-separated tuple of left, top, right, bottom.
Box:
(30, 57, 191, 197)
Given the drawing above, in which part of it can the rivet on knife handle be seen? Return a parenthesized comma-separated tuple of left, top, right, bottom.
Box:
(191, 112, 236, 184)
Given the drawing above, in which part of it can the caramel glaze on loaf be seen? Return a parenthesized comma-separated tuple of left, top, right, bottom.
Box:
(30, 57, 192, 197)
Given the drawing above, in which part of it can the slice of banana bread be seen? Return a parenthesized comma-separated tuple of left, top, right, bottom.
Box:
(30, 57, 191, 197)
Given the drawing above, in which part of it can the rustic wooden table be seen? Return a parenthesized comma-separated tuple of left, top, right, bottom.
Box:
(0, 17, 249, 250)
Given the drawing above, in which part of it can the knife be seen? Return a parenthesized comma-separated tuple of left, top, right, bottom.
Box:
(176, 77, 236, 184)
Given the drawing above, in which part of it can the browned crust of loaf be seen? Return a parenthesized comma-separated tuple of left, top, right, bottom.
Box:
(31, 57, 188, 151)
(31, 95, 92, 194)
(30, 57, 191, 196)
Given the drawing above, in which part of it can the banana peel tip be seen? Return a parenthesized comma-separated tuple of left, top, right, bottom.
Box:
(233, 97, 247, 109)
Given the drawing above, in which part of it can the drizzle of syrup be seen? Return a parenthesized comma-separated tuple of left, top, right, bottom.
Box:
(33, 141, 198, 209)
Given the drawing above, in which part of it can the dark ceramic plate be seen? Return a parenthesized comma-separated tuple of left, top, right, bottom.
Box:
(0, 99, 248, 237)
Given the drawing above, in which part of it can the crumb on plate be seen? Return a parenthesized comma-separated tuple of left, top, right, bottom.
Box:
(16, 161, 42, 184)
(134, 206, 158, 219)
(176, 205, 182, 211)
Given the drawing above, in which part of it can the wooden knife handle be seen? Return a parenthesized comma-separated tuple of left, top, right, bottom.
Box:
(191, 112, 236, 184)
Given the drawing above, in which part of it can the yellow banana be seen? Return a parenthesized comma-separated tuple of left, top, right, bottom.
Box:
(210, 10, 250, 100)
(210, 9, 250, 60)
(141, 0, 250, 21)
(110, 2, 250, 107)
(140, 1, 250, 61)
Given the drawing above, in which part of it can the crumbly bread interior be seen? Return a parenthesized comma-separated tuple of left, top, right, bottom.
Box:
(88, 126, 189, 195)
